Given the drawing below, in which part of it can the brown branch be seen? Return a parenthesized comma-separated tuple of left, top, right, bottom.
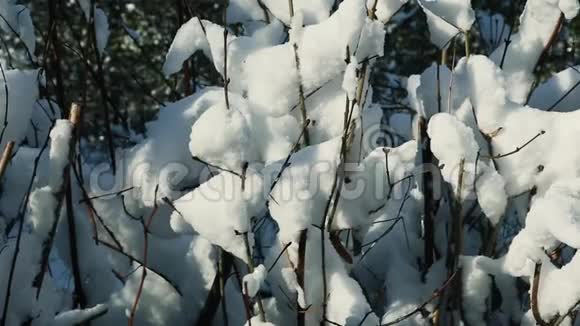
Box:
(0, 59, 9, 146)
(95, 238, 181, 296)
(531, 262, 549, 326)
(0, 141, 14, 181)
(128, 186, 159, 326)
(296, 229, 307, 326)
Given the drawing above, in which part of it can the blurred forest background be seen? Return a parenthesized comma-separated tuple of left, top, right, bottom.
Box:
(7, 0, 580, 151)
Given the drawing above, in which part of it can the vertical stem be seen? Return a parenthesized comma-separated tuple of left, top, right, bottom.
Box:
(218, 251, 229, 326)
(531, 262, 549, 326)
(88, 2, 116, 174)
(288, 0, 294, 17)
(288, 1, 310, 147)
(293, 45, 310, 147)
(419, 117, 435, 274)
(176, 0, 192, 95)
(223, 1, 230, 110)
(48, 0, 67, 113)
(297, 229, 307, 326)
(66, 106, 86, 309)
(242, 232, 266, 322)
(464, 31, 470, 60)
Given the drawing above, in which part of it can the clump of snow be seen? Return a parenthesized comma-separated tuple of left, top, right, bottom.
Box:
(461, 256, 492, 325)
(226, 0, 269, 23)
(418, 0, 475, 48)
(163, 18, 211, 77)
(342, 56, 358, 100)
(368, 0, 409, 23)
(260, 0, 334, 26)
(427, 113, 478, 194)
(28, 187, 57, 236)
(47, 120, 73, 189)
(476, 168, 507, 225)
(244, 0, 370, 116)
(170, 169, 265, 262)
(94, 8, 110, 55)
(53, 304, 108, 325)
(243, 264, 267, 297)
(189, 103, 258, 172)
(490, 0, 580, 103)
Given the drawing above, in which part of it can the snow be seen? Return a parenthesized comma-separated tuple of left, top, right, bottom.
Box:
(523, 179, 580, 250)
(342, 56, 359, 100)
(94, 8, 110, 55)
(535, 252, 580, 319)
(77, 1, 109, 54)
(475, 168, 507, 225)
(560, 0, 580, 18)
(0, 3, 36, 58)
(528, 65, 580, 112)
(490, 0, 580, 104)
(227, 0, 268, 23)
(357, 18, 386, 60)
(163, 18, 211, 77)
(260, 0, 334, 25)
(170, 169, 266, 262)
(415, 63, 453, 117)
(78, 0, 91, 19)
(461, 256, 491, 326)
(476, 11, 510, 53)
(418, 0, 475, 49)
(427, 113, 478, 198)
(17, 8, 36, 57)
(48, 120, 73, 189)
(53, 304, 108, 325)
(6, 1, 580, 325)
(244, 0, 373, 117)
(453, 55, 580, 196)
(243, 316, 276, 326)
(243, 264, 267, 297)
(0, 69, 40, 153)
(368, 0, 409, 23)
(268, 138, 340, 242)
(189, 103, 258, 172)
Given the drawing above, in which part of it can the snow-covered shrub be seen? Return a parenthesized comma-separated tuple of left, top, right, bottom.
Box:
(1, 0, 580, 325)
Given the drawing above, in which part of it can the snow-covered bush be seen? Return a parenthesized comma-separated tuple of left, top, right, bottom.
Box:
(1, 0, 580, 325)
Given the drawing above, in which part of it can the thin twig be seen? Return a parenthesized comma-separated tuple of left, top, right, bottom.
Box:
(490, 130, 545, 159)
